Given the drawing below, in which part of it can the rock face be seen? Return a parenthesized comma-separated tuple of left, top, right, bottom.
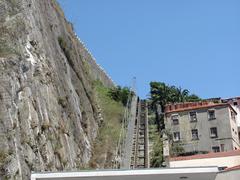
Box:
(0, 0, 114, 179)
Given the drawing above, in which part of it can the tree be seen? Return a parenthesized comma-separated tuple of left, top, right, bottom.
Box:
(173, 87, 189, 102)
(149, 82, 201, 130)
(108, 86, 133, 106)
(186, 94, 201, 102)
(150, 82, 171, 130)
(150, 81, 201, 108)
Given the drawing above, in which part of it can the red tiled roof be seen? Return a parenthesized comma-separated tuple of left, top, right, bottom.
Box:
(224, 165, 240, 172)
(165, 102, 237, 114)
(170, 150, 240, 161)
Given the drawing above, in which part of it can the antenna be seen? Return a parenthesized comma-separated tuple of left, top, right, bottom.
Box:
(131, 77, 137, 94)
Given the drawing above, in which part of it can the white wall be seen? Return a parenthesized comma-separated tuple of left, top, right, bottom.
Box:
(216, 170, 240, 180)
(233, 106, 240, 127)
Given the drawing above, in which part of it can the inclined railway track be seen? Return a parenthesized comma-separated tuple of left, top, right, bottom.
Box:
(130, 100, 149, 169)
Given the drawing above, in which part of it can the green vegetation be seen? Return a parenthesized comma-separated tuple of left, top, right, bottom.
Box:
(90, 81, 125, 168)
(150, 81, 201, 110)
(150, 81, 201, 131)
(149, 113, 164, 167)
(149, 82, 201, 163)
(151, 135, 164, 167)
(108, 86, 133, 106)
(171, 143, 185, 156)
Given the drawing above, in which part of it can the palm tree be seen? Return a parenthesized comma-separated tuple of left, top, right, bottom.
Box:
(178, 88, 189, 102)
(150, 82, 200, 130)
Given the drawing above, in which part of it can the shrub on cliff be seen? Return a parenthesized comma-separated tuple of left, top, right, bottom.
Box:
(108, 86, 134, 106)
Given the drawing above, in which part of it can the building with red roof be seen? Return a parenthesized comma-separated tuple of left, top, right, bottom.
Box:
(164, 101, 240, 154)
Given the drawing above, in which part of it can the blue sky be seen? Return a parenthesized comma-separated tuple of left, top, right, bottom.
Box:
(57, 0, 240, 99)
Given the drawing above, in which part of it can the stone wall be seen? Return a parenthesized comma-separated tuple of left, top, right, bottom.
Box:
(0, 0, 114, 179)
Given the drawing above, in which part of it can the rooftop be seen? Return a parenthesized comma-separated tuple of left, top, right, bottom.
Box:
(170, 150, 240, 162)
(165, 102, 237, 114)
(224, 165, 240, 172)
(223, 97, 240, 101)
(31, 167, 219, 180)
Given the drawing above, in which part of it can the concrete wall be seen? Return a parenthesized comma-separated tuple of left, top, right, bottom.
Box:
(223, 98, 240, 144)
(232, 105, 240, 143)
(228, 108, 240, 150)
(170, 155, 240, 168)
(223, 98, 240, 127)
(233, 106, 240, 127)
(165, 105, 240, 153)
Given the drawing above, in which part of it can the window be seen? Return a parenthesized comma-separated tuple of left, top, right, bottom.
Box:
(172, 114, 179, 125)
(231, 111, 236, 121)
(210, 127, 218, 138)
(220, 144, 225, 152)
(208, 110, 216, 120)
(234, 102, 238, 106)
(190, 112, 197, 122)
(212, 146, 220, 153)
(191, 129, 199, 140)
(173, 132, 180, 142)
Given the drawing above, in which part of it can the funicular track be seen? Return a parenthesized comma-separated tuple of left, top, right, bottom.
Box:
(130, 100, 149, 169)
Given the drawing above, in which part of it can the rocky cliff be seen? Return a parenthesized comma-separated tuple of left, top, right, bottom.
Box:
(0, 0, 114, 179)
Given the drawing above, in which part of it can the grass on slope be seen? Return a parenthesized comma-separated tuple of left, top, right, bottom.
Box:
(89, 81, 124, 168)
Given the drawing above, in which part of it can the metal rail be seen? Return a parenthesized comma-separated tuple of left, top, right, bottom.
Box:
(120, 95, 138, 169)
(130, 100, 149, 169)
